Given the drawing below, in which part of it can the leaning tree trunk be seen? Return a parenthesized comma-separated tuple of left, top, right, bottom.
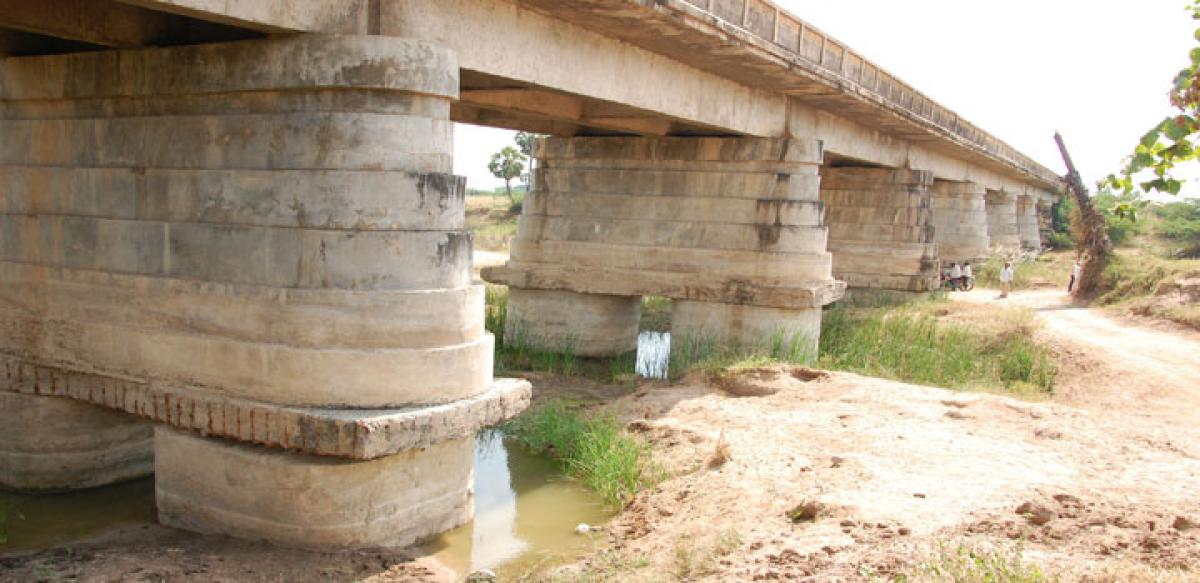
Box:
(1054, 132, 1111, 297)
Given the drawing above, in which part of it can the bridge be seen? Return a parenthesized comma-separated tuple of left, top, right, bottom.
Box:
(0, 0, 1061, 548)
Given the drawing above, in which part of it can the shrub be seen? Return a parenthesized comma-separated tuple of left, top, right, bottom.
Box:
(504, 400, 657, 507)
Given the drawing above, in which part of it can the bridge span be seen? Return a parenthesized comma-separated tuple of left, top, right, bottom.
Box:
(1, 0, 1060, 548)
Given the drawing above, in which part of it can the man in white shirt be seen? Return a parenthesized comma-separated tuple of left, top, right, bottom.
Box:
(999, 261, 1014, 298)
(1068, 259, 1082, 293)
(949, 262, 963, 290)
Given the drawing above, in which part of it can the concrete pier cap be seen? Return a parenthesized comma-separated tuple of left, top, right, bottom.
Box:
(0, 33, 530, 549)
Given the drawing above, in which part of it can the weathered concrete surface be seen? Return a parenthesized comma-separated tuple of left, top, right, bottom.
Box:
(930, 180, 991, 264)
(672, 300, 821, 358)
(0, 355, 530, 460)
(485, 136, 843, 351)
(0, 34, 526, 550)
(506, 289, 642, 357)
(0, 391, 153, 490)
(986, 189, 1022, 251)
(0, 35, 491, 408)
(155, 427, 474, 549)
(1017, 194, 1043, 251)
(820, 167, 939, 293)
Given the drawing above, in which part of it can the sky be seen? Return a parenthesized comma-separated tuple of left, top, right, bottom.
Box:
(455, 1, 1198, 199)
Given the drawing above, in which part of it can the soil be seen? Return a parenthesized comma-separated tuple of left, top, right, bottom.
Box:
(4, 286, 1199, 582)
(549, 288, 1200, 581)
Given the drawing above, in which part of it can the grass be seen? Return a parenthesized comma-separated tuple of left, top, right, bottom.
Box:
(504, 400, 658, 508)
(892, 544, 1054, 583)
(467, 195, 520, 252)
(817, 299, 1057, 396)
(639, 296, 673, 332)
(974, 253, 1075, 291)
(671, 529, 742, 581)
(668, 328, 816, 380)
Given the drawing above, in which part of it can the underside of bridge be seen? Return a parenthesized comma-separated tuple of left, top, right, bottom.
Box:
(0, 0, 1061, 549)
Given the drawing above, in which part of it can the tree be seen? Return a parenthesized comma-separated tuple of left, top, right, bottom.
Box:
(488, 146, 526, 204)
(514, 131, 538, 189)
(1104, 0, 1200, 197)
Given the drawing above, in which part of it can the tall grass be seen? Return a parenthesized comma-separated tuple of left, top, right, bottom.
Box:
(668, 328, 816, 380)
(504, 400, 656, 508)
(817, 304, 1057, 394)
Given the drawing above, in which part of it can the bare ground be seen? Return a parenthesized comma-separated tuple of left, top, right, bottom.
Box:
(546, 288, 1200, 581)
(3, 287, 1199, 582)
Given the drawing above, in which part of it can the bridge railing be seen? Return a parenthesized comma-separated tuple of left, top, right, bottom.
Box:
(679, 0, 1061, 188)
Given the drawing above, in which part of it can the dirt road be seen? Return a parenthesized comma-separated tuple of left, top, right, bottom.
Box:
(954, 288, 1200, 434)
(544, 290, 1200, 581)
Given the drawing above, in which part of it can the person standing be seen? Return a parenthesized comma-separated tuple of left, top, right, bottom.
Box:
(963, 261, 973, 283)
(949, 262, 963, 291)
(1068, 259, 1082, 293)
(999, 261, 1014, 298)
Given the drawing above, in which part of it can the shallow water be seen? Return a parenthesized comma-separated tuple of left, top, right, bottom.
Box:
(0, 478, 157, 554)
(424, 430, 612, 578)
(1, 433, 610, 577)
(636, 331, 671, 379)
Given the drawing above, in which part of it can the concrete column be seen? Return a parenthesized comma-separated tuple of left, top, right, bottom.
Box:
(505, 289, 641, 357)
(1018, 195, 1043, 251)
(0, 391, 152, 491)
(484, 137, 843, 358)
(0, 35, 524, 548)
(930, 180, 991, 264)
(986, 189, 1022, 250)
(819, 167, 939, 294)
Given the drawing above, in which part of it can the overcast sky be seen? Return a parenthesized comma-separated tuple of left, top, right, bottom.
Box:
(455, 1, 1198, 198)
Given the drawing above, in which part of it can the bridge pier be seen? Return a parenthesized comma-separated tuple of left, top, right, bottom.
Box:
(0, 391, 153, 491)
(0, 35, 528, 548)
(986, 189, 1023, 251)
(485, 137, 843, 358)
(819, 167, 939, 295)
(930, 180, 991, 264)
(1017, 194, 1043, 251)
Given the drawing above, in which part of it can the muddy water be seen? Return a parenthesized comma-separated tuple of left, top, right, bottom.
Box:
(424, 430, 612, 578)
(0, 478, 156, 554)
(0, 432, 610, 578)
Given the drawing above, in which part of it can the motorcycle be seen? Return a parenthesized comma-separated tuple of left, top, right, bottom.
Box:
(940, 271, 975, 292)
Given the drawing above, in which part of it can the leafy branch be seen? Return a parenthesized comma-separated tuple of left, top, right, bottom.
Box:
(1105, 0, 1200, 196)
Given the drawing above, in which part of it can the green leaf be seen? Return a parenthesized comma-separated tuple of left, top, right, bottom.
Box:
(1140, 126, 1165, 148)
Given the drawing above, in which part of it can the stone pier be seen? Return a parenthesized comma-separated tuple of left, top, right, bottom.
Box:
(930, 180, 991, 264)
(986, 189, 1022, 251)
(1017, 194, 1043, 251)
(484, 137, 843, 357)
(819, 167, 939, 294)
(0, 35, 528, 547)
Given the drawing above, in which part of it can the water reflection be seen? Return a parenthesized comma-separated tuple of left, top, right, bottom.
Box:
(0, 478, 156, 554)
(426, 431, 610, 578)
(636, 331, 671, 379)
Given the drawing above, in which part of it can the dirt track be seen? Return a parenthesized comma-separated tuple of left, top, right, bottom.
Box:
(549, 289, 1200, 581)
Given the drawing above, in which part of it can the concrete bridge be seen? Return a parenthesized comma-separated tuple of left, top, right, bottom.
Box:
(0, 0, 1060, 549)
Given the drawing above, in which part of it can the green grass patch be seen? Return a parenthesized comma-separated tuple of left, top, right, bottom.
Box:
(504, 400, 657, 508)
(668, 328, 816, 380)
(816, 302, 1056, 395)
(892, 544, 1055, 582)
